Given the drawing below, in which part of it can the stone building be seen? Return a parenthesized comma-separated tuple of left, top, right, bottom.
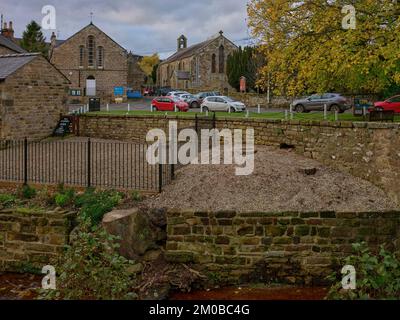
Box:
(0, 21, 25, 55)
(157, 31, 238, 91)
(50, 23, 145, 103)
(0, 53, 70, 140)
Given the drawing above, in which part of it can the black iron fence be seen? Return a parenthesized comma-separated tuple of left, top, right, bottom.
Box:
(0, 139, 174, 193)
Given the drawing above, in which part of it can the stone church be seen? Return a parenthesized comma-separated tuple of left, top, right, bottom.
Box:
(157, 31, 238, 91)
(50, 23, 146, 102)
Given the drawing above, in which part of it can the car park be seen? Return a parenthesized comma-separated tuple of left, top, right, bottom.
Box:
(151, 96, 189, 112)
(177, 93, 201, 108)
(373, 95, 400, 113)
(200, 96, 246, 112)
(292, 93, 351, 113)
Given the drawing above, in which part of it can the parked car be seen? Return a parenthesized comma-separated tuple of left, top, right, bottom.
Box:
(373, 95, 400, 113)
(292, 93, 351, 113)
(195, 91, 221, 104)
(177, 93, 201, 108)
(167, 91, 189, 98)
(143, 88, 154, 96)
(151, 96, 189, 112)
(201, 96, 246, 112)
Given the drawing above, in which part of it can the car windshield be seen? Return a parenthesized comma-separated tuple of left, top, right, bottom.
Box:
(172, 97, 181, 102)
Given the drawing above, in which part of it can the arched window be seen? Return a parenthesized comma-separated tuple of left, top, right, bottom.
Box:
(79, 46, 85, 67)
(87, 36, 95, 67)
(211, 54, 216, 73)
(219, 45, 225, 73)
(97, 46, 104, 68)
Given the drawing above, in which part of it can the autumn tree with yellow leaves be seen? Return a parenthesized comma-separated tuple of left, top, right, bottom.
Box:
(247, 0, 400, 97)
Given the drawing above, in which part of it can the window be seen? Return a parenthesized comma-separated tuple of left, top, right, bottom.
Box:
(87, 36, 95, 67)
(97, 46, 104, 68)
(218, 45, 225, 73)
(79, 46, 85, 67)
(211, 54, 216, 73)
(388, 96, 400, 103)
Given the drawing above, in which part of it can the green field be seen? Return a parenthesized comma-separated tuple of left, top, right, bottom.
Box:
(86, 110, 400, 123)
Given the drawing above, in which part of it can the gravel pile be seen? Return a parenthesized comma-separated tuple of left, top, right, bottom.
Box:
(144, 146, 399, 212)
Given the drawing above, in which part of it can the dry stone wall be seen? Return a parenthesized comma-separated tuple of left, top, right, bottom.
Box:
(166, 210, 400, 285)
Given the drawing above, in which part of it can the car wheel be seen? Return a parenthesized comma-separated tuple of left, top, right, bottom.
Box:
(295, 104, 305, 113)
(203, 106, 209, 112)
(330, 104, 341, 113)
(229, 107, 236, 113)
(191, 102, 199, 109)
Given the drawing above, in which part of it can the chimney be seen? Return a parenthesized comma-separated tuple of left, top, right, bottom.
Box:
(2, 21, 15, 40)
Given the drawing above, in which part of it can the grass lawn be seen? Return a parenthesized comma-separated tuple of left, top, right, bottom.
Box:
(87, 110, 400, 123)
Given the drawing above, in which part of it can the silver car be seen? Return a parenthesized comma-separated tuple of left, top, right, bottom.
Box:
(201, 96, 246, 112)
(177, 93, 201, 109)
(292, 93, 351, 113)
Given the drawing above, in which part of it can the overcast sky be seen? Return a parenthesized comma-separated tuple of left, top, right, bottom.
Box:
(1, 0, 251, 58)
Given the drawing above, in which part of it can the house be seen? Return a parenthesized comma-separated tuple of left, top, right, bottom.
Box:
(0, 53, 70, 140)
(157, 31, 238, 92)
(49, 22, 146, 103)
(0, 22, 26, 54)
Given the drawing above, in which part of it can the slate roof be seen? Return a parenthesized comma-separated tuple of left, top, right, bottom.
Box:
(160, 38, 215, 65)
(0, 53, 40, 80)
(0, 34, 26, 53)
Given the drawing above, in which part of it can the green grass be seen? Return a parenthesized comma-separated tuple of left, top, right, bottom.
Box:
(87, 110, 400, 123)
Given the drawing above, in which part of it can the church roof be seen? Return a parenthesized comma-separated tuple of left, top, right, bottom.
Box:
(160, 32, 237, 65)
(0, 53, 39, 80)
(0, 34, 26, 53)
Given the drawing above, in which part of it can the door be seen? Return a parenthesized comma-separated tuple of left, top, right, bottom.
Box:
(307, 94, 324, 110)
(214, 97, 227, 111)
(385, 96, 400, 112)
(86, 77, 96, 96)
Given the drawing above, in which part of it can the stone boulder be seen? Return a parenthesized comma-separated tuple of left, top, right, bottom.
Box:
(102, 208, 166, 260)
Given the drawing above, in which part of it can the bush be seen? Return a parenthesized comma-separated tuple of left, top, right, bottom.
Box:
(327, 242, 400, 300)
(17, 185, 37, 199)
(38, 218, 137, 300)
(131, 190, 142, 202)
(0, 193, 17, 208)
(54, 187, 76, 208)
(75, 189, 122, 225)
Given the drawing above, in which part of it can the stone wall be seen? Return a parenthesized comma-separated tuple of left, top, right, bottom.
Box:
(0, 55, 69, 140)
(79, 115, 400, 204)
(165, 210, 400, 285)
(0, 208, 76, 272)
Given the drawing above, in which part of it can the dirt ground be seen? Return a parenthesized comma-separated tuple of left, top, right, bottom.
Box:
(144, 146, 399, 212)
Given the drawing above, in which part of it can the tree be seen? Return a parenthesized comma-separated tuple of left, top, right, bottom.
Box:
(247, 0, 400, 97)
(20, 21, 48, 56)
(139, 54, 160, 84)
(151, 63, 159, 84)
(227, 46, 264, 92)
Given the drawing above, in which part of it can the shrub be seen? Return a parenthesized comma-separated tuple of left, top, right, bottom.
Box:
(75, 189, 122, 225)
(17, 185, 37, 199)
(0, 193, 17, 208)
(38, 218, 137, 300)
(131, 190, 142, 202)
(327, 242, 400, 300)
(54, 187, 76, 208)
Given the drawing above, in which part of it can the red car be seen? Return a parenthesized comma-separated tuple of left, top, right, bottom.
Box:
(151, 96, 189, 112)
(374, 95, 400, 113)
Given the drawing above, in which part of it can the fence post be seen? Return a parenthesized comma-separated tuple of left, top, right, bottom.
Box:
(195, 114, 198, 133)
(213, 112, 216, 129)
(170, 163, 175, 181)
(87, 138, 91, 188)
(23, 137, 28, 185)
(158, 163, 163, 193)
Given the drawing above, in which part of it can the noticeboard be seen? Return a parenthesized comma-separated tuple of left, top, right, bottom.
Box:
(53, 117, 72, 137)
(114, 86, 124, 96)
